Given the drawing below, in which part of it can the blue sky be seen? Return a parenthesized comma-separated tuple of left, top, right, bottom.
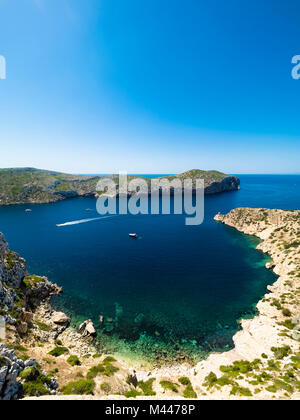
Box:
(0, 0, 299, 174)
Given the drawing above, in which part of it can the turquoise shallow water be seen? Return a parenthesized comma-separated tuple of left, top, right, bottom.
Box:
(0, 175, 299, 364)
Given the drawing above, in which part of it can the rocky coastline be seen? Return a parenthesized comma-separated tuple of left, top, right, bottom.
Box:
(0, 168, 240, 206)
(0, 207, 299, 400)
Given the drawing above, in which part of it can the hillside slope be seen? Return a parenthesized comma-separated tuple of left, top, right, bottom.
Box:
(0, 168, 240, 205)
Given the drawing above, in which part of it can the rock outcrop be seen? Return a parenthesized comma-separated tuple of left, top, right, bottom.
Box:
(0, 344, 24, 400)
(0, 233, 64, 400)
(210, 209, 300, 364)
(205, 176, 240, 194)
(0, 233, 27, 323)
(79, 320, 97, 340)
(52, 312, 70, 326)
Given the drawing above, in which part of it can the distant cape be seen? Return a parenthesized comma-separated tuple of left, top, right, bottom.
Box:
(0, 168, 240, 205)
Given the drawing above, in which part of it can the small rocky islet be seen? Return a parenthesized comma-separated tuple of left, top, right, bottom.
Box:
(0, 207, 299, 400)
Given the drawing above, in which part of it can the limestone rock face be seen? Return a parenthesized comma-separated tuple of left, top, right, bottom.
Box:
(205, 176, 240, 195)
(266, 262, 275, 270)
(52, 312, 70, 326)
(79, 320, 96, 339)
(0, 234, 27, 320)
(0, 343, 25, 400)
(20, 311, 34, 324)
(24, 277, 62, 308)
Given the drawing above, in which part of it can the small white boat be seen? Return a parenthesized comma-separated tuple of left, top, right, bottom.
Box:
(129, 233, 138, 239)
(25, 209, 32, 212)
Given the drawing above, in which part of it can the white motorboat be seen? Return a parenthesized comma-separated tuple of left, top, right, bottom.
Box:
(129, 233, 138, 239)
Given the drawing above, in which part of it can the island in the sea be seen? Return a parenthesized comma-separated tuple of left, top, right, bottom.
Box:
(0, 168, 240, 205)
(0, 207, 299, 400)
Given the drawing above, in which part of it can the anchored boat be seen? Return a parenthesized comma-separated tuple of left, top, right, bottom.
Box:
(129, 233, 138, 239)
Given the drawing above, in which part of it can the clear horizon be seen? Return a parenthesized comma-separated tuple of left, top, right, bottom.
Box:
(0, 0, 300, 173)
(1, 166, 300, 176)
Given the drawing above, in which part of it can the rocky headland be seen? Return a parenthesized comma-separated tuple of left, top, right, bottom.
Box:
(0, 168, 240, 206)
(0, 207, 299, 400)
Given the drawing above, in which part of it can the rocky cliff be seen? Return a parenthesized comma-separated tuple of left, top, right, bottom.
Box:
(0, 233, 62, 399)
(204, 176, 240, 194)
(0, 232, 27, 318)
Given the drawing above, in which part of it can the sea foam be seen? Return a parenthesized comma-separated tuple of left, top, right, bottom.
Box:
(56, 216, 115, 227)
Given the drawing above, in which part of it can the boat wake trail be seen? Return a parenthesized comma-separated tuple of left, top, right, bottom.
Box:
(56, 216, 117, 227)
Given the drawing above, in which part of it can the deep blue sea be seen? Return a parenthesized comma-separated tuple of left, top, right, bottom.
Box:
(0, 175, 299, 365)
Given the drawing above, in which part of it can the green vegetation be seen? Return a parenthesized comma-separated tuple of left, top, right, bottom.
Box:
(82, 354, 91, 359)
(219, 359, 261, 376)
(23, 275, 45, 289)
(67, 355, 81, 366)
(0, 356, 7, 368)
(160, 381, 178, 393)
(19, 366, 52, 397)
(22, 381, 50, 397)
(266, 385, 277, 393)
(104, 364, 119, 377)
(7, 343, 28, 353)
(166, 169, 228, 187)
(19, 367, 39, 381)
(183, 384, 197, 399)
(93, 353, 102, 359)
(48, 346, 69, 357)
(282, 308, 292, 317)
(230, 385, 252, 397)
(178, 377, 191, 386)
(271, 346, 291, 360)
(291, 355, 300, 369)
(5, 251, 17, 270)
(267, 360, 281, 371)
(102, 356, 116, 363)
(178, 377, 197, 399)
(0, 168, 100, 205)
(203, 372, 236, 389)
(86, 357, 119, 379)
(36, 321, 51, 332)
(203, 372, 218, 388)
(280, 319, 295, 330)
(61, 379, 95, 395)
(124, 389, 142, 399)
(0, 167, 235, 205)
(137, 378, 156, 396)
(87, 364, 105, 379)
